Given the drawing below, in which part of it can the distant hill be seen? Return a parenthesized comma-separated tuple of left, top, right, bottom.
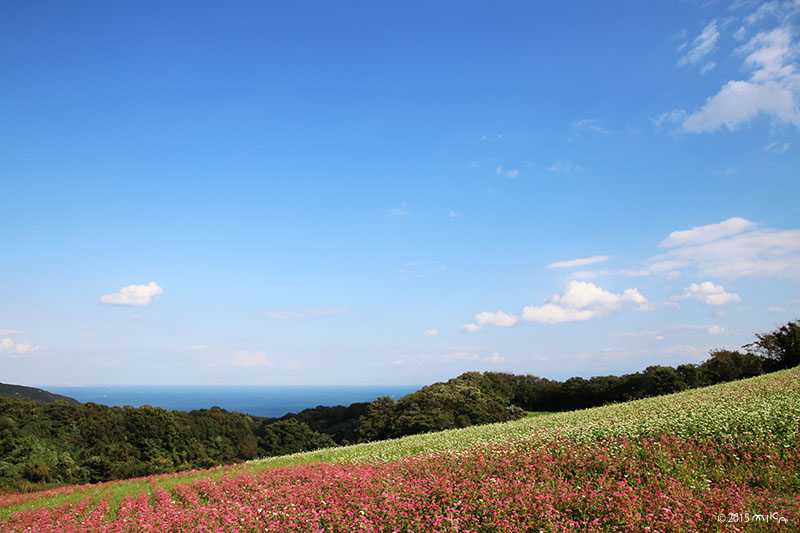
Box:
(0, 382, 80, 404)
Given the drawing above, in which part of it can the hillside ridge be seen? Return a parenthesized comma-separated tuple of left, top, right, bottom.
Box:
(0, 383, 78, 405)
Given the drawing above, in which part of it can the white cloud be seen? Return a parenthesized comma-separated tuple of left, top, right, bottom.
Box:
(423, 329, 439, 337)
(679, 25, 800, 132)
(611, 330, 663, 339)
(661, 344, 705, 359)
(188, 345, 213, 351)
(0, 337, 40, 356)
(495, 166, 520, 178)
(547, 255, 610, 269)
(391, 353, 433, 365)
(474, 310, 519, 327)
(263, 308, 346, 319)
(460, 323, 482, 333)
(0, 329, 20, 336)
(520, 304, 596, 324)
(387, 202, 408, 217)
(700, 61, 717, 74)
(570, 118, 610, 140)
(464, 281, 649, 330)
(398, 259, 445, 278)
(764, 140, 791, 153)
(551, 281, 648, 310)
(659, 217, 757, 247)
(100, 282, 163, 307)
(675, 281, 741, 306)
(568, 270, 606, 280)
(658, 1, 800, 133)
(485, 351, 505, 363)
(677, 20, 720, 69)
(441, 351, 479, 362)
(614, 324, 732, 340)
(742, 1, 783, 27)
(547, 160, 582, 175)
(449, 210, 462, 218)
(647, 218, 800, 279)
(707, 325, 730, 336)
(232, 351, 274, 368)
(652, 109, 688, 129)
(682, 79, 800, 132)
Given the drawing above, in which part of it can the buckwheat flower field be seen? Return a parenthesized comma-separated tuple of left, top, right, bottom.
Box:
(2, 368, 799, 532)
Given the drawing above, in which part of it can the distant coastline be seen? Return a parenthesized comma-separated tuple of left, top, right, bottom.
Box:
(46, 385, 421, 418)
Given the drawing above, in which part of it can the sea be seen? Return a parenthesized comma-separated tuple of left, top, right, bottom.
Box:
(46, 385, 420, 418)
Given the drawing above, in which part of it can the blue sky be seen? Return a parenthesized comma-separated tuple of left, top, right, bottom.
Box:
(1, 1, 799, 386)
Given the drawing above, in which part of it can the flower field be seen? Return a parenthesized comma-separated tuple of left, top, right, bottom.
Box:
(2, 368, 799, 532)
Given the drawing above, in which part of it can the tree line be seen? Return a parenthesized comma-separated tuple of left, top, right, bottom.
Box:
(1, 319, 796, 492)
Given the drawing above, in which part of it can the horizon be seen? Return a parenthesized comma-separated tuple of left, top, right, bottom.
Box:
(1, 1, 799, 387)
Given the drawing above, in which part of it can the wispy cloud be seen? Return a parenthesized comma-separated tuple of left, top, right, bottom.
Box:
(440, 350, 479, 362)
(677, 20, 719, 71)
(764, 140, 790, 153)
(612, 323, 733, 340)
(422, 329, 439, 337)
(232, 350, 274, 368)
(263, 308, 346, 319)
(569, 118, 610, 141)
(485, 351, 505, 363)
(547, 255, 610, 269)
(495, 166, 520, 178)
(547, 160, 582, 175)
(398, 259, 445, 278)
(652, 109, 688, 130)
(100, 282, 163, 307)
(644, 217, 800, 279)
(387, 202, 408, 217)
(661, 3, 800, 133)
(0, 329, 20, 336)
(204, 348, 282, 369)
(390, 353, 433, 366)
(659, 217, 756, 247)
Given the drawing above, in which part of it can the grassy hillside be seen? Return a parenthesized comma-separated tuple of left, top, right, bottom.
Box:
(0, 384, 78, 405)
(2, 368, 798, 531)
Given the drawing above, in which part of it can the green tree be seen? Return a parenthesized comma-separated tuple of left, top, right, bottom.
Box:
(701, 349, 763, 384)
(644, 366, 687, 396)
(358, 396, 396, 442)
(676, 363, 701, 388)
(745, 319, 800, 370)
(255, 419, 334, 456)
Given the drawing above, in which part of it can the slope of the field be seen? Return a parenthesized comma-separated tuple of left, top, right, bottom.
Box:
(2, 368, 799, 531)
